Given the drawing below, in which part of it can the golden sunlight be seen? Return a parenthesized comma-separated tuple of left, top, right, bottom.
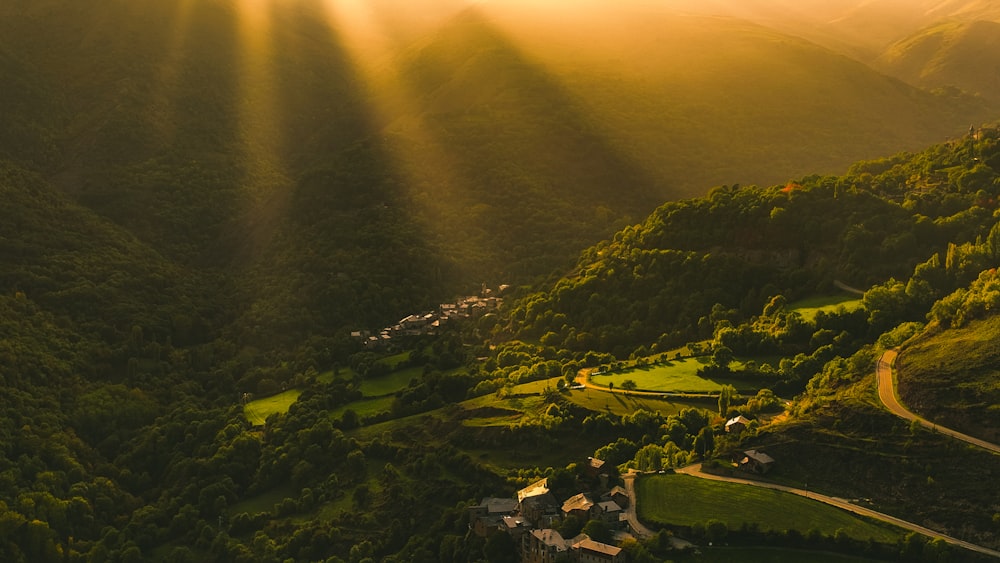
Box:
(146, 0, 198, 141)
(233, 0, 295, 246)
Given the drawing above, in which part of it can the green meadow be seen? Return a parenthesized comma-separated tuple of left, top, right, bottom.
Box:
(565, 386, 715, 417)
(789, 295, 864, 322)
(590, 358, 757, 393)
(244, 389, 303, 426)
(637, 474, 902, 543)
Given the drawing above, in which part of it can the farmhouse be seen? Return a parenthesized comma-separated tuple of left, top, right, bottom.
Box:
(571, 537, 624, 563)
(502, 515, 533, 540)
(596, 500, 624, 527)
(521, 492, 561, 528)
(468, 497, 519, 537)
(518, 478, 550, 503)
(602, 486, 629, 509)
(739, 449, 775, 474)
(523, 528, 569, 563)
(725, 415, 752, 434)
(561, 492, 598, 520)
(584, 456, 607, 479)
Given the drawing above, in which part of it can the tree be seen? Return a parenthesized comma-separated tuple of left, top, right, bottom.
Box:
(482, 531, 517, 562)
(712, 346, 734, 370)
(620, 379, 637, 394)
(718, 384, 737, 416)
(582, 519, 612, 544)
(694, 427, 715, 459)
(705, 519, 728, 543)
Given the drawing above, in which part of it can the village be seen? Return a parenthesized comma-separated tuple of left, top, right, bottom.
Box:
(469, 457, 629, 563)
(469, 416, 779, 563)
(351, 284, 508, 350)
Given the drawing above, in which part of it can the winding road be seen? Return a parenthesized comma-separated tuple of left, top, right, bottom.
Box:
(877, 349, 1000, 455)
(648, 350, 1000, 558)
(622, 471, 695, 550)
(593, 351, 1000, 557)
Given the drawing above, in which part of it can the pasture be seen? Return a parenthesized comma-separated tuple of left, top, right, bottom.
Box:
(636, 474, 902, 543)
(329, 396, 395, 419)
(789, 294, 864, 322)
(590, 358, 757, 393)
(358, 366, 422, 397)
(565, 386, 714, 417)
(690, 547, 885, 562)
(244, 389, 302, 426)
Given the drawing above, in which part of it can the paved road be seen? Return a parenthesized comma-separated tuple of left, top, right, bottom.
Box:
(622, 472, 695, 550)
(877, 350, 1000, 455)
(674, 464, 1000, 559)
(621, 472, 655, 539)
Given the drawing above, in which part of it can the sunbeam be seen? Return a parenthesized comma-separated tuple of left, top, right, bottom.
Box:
(232, 0, 295, 250)
(145, 0, 198, 142)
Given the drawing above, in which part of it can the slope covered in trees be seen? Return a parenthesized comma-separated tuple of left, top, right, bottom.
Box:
(501, 128, 1000, 360)
(3, 121, 1000, 559)
(4, 0, 1000, 559)
(0, 0, 996, 296)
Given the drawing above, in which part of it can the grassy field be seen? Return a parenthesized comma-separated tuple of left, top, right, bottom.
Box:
(789, 295, 864, 322)
(316, 367, 356, 384)
(636, 474, 902, 543)
(687, 547, 885, 562)
(591, 358, 757, 393)
(244, 389, 302, 426)
(329, 396, 396, 419)
(565, 386, 715, 417)
(358, 366, 422, 397)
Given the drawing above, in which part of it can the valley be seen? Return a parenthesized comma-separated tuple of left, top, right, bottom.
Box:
(3, 0, 1000, 561)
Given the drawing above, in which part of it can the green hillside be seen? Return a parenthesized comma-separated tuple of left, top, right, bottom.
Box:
(0, 0, 995, 296)
(876, 19, 1000, 102)
(4, 1, 1000, 560)
(896, 297, 1000, 444)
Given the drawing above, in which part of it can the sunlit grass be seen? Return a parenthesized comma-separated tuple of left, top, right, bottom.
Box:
(244, 388, 302, 425)
(789, 295, 864, 322)
(637, 474, 903, 543)
(565, 386, 714, 417)
(692, 547, 886, 563)
(329, 396, 395, 420)
(591, 358, 757, 393)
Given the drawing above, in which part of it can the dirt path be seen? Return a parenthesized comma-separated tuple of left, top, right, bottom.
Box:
(877, 350, 1000, 455)
(674, 464, 1000, 559)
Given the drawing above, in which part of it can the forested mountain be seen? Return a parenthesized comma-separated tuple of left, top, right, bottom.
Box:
(4, 0, 1000, 561)
(3, 119, 1000, 561)
(0, 0, 996, 300)
(501, 129, 1000, 360)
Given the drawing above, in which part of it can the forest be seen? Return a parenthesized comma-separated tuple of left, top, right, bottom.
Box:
(3, 0, 1000, 561)
(3, 118, 1000, 560)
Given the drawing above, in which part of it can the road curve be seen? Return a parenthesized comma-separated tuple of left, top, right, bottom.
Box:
(877, 350, 1000, 455)
(674, 464, 1000, 559)
(622, 472, 695, 550)
(621, 472, 655, 539)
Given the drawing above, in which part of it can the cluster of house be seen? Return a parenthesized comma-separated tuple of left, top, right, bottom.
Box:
(352, 284, 508, 350)
(469, 458, 627, 563)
